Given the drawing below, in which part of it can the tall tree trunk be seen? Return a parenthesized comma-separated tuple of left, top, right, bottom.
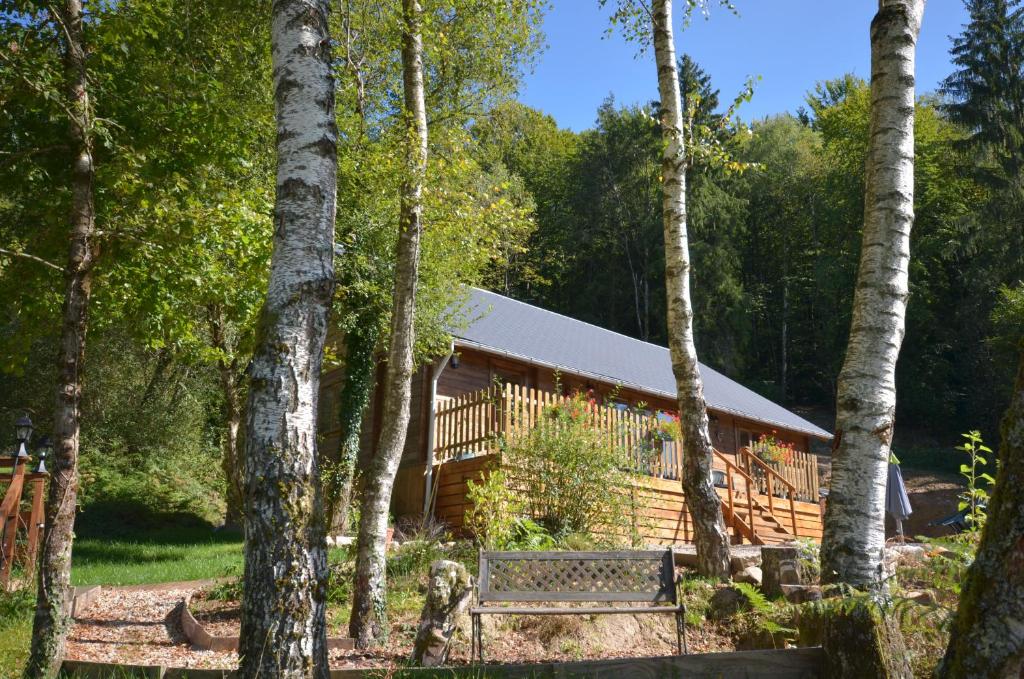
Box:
(820, 0, 925, 588)
(651, 0, 730, 580)
(238, 1, 337, 676)
(24, 3, 95, 676)
(208, 304, 244, 527)
(326, 318, 379, 534)
(937, 346, 1024, 678)
(349, 0, 427, 647)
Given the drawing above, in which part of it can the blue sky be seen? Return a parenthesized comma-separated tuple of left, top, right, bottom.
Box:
(519, 1, 970, 131)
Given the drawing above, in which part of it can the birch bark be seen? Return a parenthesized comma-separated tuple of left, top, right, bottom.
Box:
(820, 0, 925, 588)
(937, 346, 1024, 678)
(349, 0, 428, 647)
(25, 2, 96, 675)
(237, 1, 337, 676)
(651, 0, 730, 579)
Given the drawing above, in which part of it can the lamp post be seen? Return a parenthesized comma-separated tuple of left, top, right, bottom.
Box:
(34, 436, 50, 474)
(14, 414, 32, 464)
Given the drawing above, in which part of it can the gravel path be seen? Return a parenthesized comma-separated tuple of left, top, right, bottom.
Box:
(66, 584, 404, 671)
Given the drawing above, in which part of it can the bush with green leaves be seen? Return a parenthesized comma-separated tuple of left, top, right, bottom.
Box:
(496, 390, 645, 544)
(954, 430, 996, 530)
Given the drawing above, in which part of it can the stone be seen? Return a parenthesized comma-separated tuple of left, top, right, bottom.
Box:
(411, 560, 474, 667)
(781, 584, 823, 604)
(729, 547, 763, 573)
(761, 546, 802, 598)
(903, 590, 936, 606)
(882, 544, 927, 579)
(708, 586, 747, 621)
(733, 566, 763, 586)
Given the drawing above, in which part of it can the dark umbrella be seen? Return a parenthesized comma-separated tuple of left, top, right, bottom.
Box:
(886, 462, 913, 540)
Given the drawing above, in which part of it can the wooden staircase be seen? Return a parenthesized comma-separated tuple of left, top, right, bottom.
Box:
(714, 450, 803, 545)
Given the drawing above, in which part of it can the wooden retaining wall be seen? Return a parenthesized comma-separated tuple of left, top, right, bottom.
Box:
(62, 647, 824, 678)
(423, 455, 823, 545)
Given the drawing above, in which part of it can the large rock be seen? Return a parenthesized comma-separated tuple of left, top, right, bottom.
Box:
(781, 584, 823, 604)
(761, 546, 802, 598)
(708, 586, 748, 621)
(729, 546, 763, 573)
(411, 560, 474, 667)
(882, 543, 928, 579)
(733, 566, 763, 586)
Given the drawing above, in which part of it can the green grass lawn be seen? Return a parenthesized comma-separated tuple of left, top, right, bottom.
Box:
(72, 525, 245, 586)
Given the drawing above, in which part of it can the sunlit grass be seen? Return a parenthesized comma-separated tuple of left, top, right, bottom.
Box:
(72, 525, 245, 587)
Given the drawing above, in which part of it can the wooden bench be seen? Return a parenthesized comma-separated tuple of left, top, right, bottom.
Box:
(470, 549, 687, 662)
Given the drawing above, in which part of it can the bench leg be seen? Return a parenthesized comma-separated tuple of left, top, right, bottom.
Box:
(472, 613, 483, 664)
(676, 607, 687, 655)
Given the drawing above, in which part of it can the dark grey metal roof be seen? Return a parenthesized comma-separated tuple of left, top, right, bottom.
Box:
(452, 287, 832, 440)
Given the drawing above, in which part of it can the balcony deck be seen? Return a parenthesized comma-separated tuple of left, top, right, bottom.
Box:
(413, 384, 823, 546)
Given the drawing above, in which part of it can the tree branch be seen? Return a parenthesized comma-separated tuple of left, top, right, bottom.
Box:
(0, 247, 64, 272)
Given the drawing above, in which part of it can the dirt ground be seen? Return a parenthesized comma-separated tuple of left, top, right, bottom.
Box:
(68, 582, 735, 670)
(888, 468, 963, 540)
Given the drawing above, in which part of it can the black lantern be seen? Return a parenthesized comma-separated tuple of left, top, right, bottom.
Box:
(34, 436, 51, 474)
(15, 414, 33, 444)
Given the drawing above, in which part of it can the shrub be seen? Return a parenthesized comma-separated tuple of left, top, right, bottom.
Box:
(954, 430, 995, 530)
(497, 390, 644, 544)
(465, 466, 525, 550)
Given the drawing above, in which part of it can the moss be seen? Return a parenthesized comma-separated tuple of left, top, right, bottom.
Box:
(809, 597, 912, 679)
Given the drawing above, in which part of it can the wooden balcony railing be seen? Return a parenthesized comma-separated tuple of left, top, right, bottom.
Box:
(433, 385, 819, 500)
(431, 385, 822, 544)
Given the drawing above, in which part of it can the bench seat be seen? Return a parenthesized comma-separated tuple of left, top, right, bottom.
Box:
(470, 548, 686, 662)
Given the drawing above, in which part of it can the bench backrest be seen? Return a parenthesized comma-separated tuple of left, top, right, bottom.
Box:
(477, 550, 677, 604)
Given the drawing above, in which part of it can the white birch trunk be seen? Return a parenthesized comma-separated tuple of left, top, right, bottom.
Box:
(651, 0, 730, 579)
(238, 1, 337, 676)
(349, 0, 428, 648)
(25, 3, 95, 675)
(820, 0, 925, 588)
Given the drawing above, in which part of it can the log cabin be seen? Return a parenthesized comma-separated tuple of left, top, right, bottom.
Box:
(319, 288, 832, 545)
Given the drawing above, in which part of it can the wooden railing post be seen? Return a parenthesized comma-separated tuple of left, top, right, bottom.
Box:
(789, 488, 799, 538)
(0, 457, 26, 589)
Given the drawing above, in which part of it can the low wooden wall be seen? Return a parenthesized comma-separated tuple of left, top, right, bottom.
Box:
(417, 455, 823, 545)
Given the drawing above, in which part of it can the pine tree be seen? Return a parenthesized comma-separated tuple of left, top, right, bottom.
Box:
(941, 0, 1024, 185)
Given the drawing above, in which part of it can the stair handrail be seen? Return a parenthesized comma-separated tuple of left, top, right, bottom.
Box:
(740, 448, 800, 538)
(0, 459, 26, 586)
(712, 449, 764, 544)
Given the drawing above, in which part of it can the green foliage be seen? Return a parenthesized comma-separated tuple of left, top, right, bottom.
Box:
(955, 431, 996, 529)
(729, 582, 797, 646)
(499, 390, 644, 543)
(465, 466, 526, 550)
(0, 587, 34, 631)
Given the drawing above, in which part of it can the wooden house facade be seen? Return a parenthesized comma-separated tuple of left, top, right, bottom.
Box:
(319, 288, 832, 545)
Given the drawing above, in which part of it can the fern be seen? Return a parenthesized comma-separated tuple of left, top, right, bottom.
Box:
(733, 581, 773, 614)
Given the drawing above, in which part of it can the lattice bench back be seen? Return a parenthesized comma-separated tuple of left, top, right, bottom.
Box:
(477, 549, 677, 604)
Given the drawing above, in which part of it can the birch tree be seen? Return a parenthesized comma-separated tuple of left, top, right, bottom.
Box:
(24, 2, 97, 675)
(650, 0, 731, 578)
(348, 0, 428, 646)
(819, 0, 925, 588)
(237, 0, 337, 676)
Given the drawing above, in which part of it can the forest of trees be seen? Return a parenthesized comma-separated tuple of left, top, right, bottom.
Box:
(2, 0, 1024, 676)
(479, 65, 1021, 449)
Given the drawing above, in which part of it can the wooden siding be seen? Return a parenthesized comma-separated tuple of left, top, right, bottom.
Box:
(318, 340, 824, 523)
(421, 454, 823, 545)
